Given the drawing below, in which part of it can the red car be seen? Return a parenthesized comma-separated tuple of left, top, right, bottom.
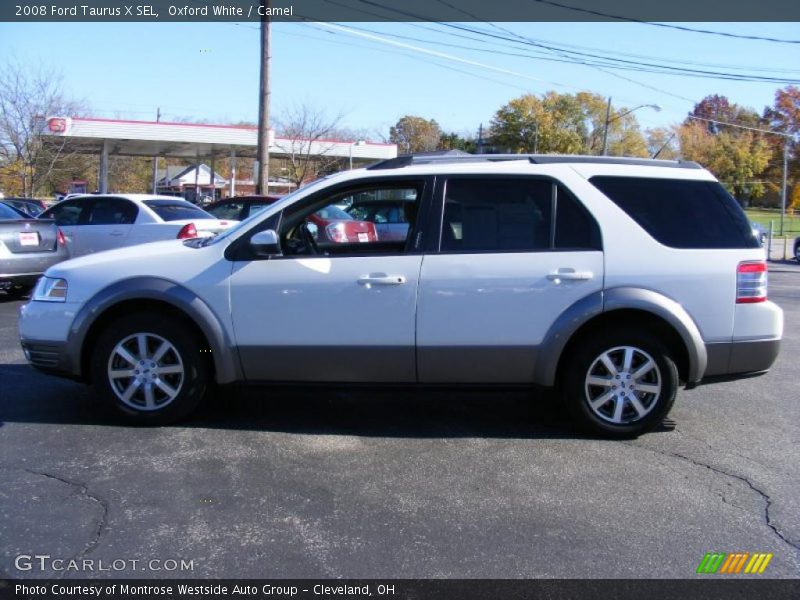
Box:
(308, 205, 377, 244)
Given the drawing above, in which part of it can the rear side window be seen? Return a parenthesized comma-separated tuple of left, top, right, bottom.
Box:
(43, 201, 85, 226)
(590, 176, 759, 249)
(441, 178, 601, 253)
(144, 200, 212, 222)
(87, 198, 138, 225)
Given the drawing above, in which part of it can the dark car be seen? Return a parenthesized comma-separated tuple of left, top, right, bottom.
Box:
(0, 202, 69, 298)
(793, 236, 800, 263)
(204, 195, 283, 221)
(1, 197, 47, 218)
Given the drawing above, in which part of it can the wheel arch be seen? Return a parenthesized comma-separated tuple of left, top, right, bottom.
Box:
(536, 287, 707, 387)
(67, 277, 241, 384)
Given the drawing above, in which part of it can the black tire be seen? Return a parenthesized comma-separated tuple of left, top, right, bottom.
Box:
(560, 328, 679, 439)
(90, 312, 210, 424)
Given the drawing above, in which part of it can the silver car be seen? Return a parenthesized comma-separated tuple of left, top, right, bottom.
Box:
(0, 202, 70, 298)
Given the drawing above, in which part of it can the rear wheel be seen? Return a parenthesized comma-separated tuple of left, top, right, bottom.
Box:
(90, 313, 209, 424)
(561, 329, 678, 438)
(794, 243, 800, 263)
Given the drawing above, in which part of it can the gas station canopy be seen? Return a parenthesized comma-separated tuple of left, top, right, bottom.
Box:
(41, 116, 398, 194)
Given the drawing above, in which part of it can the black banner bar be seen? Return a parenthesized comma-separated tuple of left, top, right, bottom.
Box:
(2, 580, 800, 600)
(3, 0, 800, 23)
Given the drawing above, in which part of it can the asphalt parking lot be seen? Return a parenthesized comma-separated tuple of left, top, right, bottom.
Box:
(0, 266, 798, 579)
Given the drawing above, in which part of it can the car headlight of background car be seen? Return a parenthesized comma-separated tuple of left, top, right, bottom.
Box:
(33, 277, 68, 302)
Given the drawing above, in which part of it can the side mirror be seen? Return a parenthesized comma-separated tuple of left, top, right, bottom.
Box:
(250, 229, 281, 256)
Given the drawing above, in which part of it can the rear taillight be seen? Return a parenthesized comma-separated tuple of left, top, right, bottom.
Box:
(326, 222, 348, 243)
(56, 228, 66, 246)
(736, 261, 767, 303)
(177, 223, 198, 239)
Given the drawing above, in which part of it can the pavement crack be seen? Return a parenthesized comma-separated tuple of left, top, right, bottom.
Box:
(624, 442, 799, 552)
(23, 469, 109, 558)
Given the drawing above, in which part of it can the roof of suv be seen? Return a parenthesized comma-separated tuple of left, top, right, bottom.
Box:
(367, 154, 702, 171)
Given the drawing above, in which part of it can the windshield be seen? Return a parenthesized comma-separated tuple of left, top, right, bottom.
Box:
(202, 176, 335, 246)
(144, 200, 214, 222)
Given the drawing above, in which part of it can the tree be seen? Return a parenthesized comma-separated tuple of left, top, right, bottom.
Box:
(273, 103, 345, 186)
(489, 92, 647, 156)
(646, 127, 679, 160)
(679, 121, 771, 201)
(763, 85, 799, 203)
(438, 131, 477, 153)
(0, 61, 89, 197)
(389, 116, 442, 154)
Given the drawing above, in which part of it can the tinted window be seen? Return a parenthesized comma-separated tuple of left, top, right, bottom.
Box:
(590, 176, 759, 249)
(0, 203, 22, 219)
(144, 200, 212, 222)
(442, 179, 552, 252)
(44, 201, 85, 226)
(314, 205, 352, 221)
(554, 188, 601, 250)
(87, 198, 138, 225)
(208, 202, 244, 220)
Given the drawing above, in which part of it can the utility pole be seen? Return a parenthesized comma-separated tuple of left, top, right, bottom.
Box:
(256, 0, 271, 195)
(151, 107, 161, 193)
(780, 138, 789, 236)
(477, 123, 483, 154)
(602, 97, 612, 156)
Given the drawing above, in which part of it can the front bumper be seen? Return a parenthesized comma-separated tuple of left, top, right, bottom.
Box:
(20, 339, 82, 380)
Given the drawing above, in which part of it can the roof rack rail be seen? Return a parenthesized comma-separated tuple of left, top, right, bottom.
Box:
(367, 153, 702, 170)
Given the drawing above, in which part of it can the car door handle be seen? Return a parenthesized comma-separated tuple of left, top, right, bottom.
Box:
(547, 269, 594, 282)
(110, 230, 125, 236)
(358, 274, 407, 286)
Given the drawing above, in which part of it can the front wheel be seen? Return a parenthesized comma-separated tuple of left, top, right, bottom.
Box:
(91, 313, 210, 424)
(561, 329, 678, 438)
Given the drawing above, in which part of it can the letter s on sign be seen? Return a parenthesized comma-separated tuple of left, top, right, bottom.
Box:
(48, 118, 67, 133)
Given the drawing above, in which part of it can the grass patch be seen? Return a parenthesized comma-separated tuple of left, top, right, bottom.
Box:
(745, 209, 800, 236)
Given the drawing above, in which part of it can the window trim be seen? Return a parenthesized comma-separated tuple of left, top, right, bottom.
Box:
(433, 174, 603, 255)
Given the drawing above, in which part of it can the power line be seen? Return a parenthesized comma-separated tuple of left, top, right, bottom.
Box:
(529, 0, 800, 44)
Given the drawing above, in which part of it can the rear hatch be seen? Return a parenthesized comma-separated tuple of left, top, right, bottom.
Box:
(0, 219, 59, 254)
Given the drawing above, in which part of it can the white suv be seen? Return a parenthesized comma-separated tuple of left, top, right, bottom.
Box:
(18, 155, 783, 437)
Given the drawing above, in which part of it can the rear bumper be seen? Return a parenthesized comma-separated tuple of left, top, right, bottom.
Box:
(702, 338, 781, 383)
(19, 339, 81, 380)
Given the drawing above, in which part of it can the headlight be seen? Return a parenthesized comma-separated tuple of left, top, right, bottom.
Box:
(33, 277, 68, 302)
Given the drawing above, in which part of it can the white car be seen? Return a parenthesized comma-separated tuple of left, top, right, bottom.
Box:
(39, 194, 236, 257)
(19, 156, 783, 437)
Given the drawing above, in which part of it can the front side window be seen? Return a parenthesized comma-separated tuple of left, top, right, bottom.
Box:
(280, 184, 422, 256)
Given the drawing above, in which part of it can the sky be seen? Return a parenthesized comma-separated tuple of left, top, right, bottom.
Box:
(1, 20, 799, 141)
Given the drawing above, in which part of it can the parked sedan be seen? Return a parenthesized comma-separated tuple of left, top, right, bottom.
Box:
(793, 236, 800, 263)
(40, 194, 236, 257)
(0, 202, 69, 298)
(2, 197, 48, 218)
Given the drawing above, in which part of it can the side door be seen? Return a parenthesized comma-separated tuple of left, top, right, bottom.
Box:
(41, 199, 90, 256)
(228, 178, 432, 382)
(80, 197, 138, 255)
(416, 176, 604, 383)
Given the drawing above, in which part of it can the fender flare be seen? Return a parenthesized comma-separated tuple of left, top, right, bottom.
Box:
(535, 287, 707, 386)
(65, 277, 241, 383)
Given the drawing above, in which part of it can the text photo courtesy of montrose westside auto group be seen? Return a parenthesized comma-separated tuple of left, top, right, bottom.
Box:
(0, 1, 799, 598)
